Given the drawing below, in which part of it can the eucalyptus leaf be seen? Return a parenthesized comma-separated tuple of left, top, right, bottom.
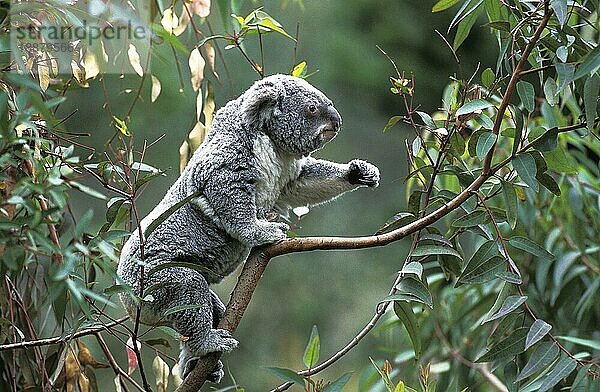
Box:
(482, 295, 527, 324)
(412, 245, 462, 259)
(501, 181, 518, 229)
(322, 373, 353, 392)
(475, 131, 497, 158)
(303, 325, 320, 368)
(516, 81, 535, 113)
(538, 355, 577, 391)
(513, 153, 539, 192)
(456, 99, 494, 117)
(395, 277, 433, 308)
(265, 367, 305, 384)
(451, 210, 487, 227)
(509, 236, 555, 260)
(394, 301, 421, 359)
(476, 327, 528, 362)
(583, 74, 599, 133)
(516, 342, 559, 381)
(525, 319, 552, 350)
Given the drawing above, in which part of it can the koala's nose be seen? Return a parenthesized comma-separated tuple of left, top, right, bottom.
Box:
(328, 106, 342, 131)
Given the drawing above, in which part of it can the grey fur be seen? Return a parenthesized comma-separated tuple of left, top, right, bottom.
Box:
(117, 74, 380, 382)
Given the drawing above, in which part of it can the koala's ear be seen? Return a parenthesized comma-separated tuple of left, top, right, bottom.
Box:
(242, 80, 285, 128)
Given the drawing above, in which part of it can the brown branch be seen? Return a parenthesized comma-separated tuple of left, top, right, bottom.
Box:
(483, 10, 552, 174)
(0, 317, 129, 351)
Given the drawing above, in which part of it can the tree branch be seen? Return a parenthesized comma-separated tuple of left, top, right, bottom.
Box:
(0, 317, 129, 351)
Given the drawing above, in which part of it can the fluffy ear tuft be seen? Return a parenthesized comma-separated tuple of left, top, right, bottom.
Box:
(242, 80, 285, 129)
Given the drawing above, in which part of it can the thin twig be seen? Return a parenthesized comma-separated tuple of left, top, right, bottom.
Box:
(0, 317, 129, 351)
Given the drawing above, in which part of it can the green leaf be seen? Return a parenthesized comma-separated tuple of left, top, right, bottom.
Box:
(525, 319, 552, 350)
(539, 355, 577, 391)
(501, 181, 518, 229)
(530, 127, 559, 151)
(583, 74, 599, 133)
(550, 0, 568, 27)
(516, 342, 559, 381)
(516, 81, 535, 112)
(376, 212, 416, 234)
(509, 236, 555, 260)
(476, 327, 528, 362)
(475, 131, 497, 158)
(513, 153, 539, 192)
(416, 111, 436, 129)
(291, 61, 307, 78)
(543, 77, 558, 106)
(70, 181, 107, 200)
(458, 240, 504, 285)
(164, 303, 208, 316)
(257, 17, 295, 40)
(402, 261, 424, 278)
(322, 373, 353, 392)
(432, 0, 460, 12)
(265, 367, 305, 384)
(458, 255, 505, 285)
(105, 197, 127, 225)
(394, 301, 421, 359)
(573, 44, 600, 81)
(383, 116, 402, 132)
(412, 245, 462, 259)
(303, 325, 320, 368)
(543, 146, 578, 174)
(113, 116, 130, 136)
(512, 106, 524, 156)
(556, 336, 600, 351)
(482, 295, 527, 324)
(536, 172, 561, 196)
(482, 67, 495, 88)
(453, 3, 483, 50)
(395, 277, 434, 308)
(456, 99, 494, 117)
(451, 210, 487, 227)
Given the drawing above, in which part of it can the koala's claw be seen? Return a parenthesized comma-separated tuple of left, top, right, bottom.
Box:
(347, 160, 380, 187)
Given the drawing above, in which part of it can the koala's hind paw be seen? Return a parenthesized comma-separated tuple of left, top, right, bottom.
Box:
(181, 357, 224, 383)
(207, 360, 225, 383)
(253, 221, 289, 245)
(347, 160, 380, 187)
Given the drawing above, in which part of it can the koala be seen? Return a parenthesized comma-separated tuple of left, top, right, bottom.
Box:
(117, 74, 380, 383)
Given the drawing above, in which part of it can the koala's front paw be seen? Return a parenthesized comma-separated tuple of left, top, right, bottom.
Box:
(253, 221, 289, 245)
(347, 160, 380, 187)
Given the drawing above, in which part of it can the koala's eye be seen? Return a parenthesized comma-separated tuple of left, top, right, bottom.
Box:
(308, 104, 318, 114)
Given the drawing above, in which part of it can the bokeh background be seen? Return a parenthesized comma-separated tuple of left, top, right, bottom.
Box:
(57, 0, 496, 389)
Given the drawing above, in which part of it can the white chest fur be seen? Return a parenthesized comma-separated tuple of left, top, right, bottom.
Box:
(253, 133, 300, 212)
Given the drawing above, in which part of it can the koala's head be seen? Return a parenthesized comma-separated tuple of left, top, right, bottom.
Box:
(241, 74, 342, 155)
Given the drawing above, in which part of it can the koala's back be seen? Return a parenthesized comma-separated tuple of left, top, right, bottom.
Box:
(118, 102, 258, 286)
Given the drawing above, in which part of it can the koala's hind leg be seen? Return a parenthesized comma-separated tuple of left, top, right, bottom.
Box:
(151, 267, 238, 382)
